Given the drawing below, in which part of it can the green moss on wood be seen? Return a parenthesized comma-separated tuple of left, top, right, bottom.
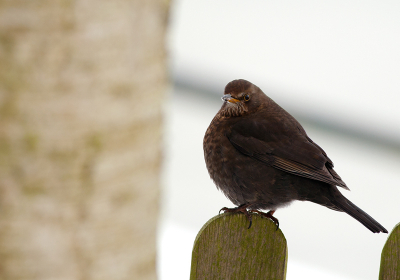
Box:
(22, 182, 46, 196)
(379, 222, 400, 280)
(0, 33, 26, 105)
(0, 91, 19, 119)
(0, 136, 10, 156)
(23, 132, 38, 153)
(86, 133, 103, 153)
(190, 213, 288, 280)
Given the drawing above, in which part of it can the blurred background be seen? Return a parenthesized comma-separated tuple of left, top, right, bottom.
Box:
(0, 1, 168, 279)
(0, 1, 399, 280)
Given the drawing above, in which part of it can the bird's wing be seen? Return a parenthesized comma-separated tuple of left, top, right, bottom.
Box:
(227, 118, 349, 190)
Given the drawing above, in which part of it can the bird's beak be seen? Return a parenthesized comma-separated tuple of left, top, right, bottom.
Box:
(222, 94, 240, 103)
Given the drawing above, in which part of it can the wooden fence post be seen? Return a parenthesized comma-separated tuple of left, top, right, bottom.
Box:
(190, 213, 288, 280)
(379, 222, 400, 280)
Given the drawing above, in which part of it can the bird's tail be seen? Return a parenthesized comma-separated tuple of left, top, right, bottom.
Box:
(332, 195, 388, 234)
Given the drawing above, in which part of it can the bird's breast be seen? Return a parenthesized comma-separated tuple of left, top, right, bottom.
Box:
(203, 118, 234, 186)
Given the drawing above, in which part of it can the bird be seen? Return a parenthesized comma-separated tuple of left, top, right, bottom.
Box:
(203, 79, 388, 233)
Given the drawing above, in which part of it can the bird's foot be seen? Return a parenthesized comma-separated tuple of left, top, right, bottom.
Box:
(219, 204, 253, 229)
(249, 209, 279, 230)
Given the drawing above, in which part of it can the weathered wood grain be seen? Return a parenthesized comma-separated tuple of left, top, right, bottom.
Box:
(190, 213, 287, 280)
(380, 222, 400, 280)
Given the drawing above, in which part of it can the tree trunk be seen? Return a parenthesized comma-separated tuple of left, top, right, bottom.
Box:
(0, 0, 169, 279)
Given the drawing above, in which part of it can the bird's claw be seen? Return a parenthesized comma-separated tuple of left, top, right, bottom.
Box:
(219, 204, 253, 229)
(219, 207, 229, 215)
(249, 209, 280, 231)
(219, 206, 279, 230)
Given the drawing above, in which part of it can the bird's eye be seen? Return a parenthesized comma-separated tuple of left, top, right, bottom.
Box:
(243, 94, 250, 101)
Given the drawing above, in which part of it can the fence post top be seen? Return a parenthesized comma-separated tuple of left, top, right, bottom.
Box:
(190, 212, 288, 280)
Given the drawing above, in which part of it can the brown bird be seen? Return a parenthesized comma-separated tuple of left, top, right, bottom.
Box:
(203, 79, 387, 233)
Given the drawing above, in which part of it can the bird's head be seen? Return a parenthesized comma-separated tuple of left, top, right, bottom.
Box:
(220, 79, 266, 117)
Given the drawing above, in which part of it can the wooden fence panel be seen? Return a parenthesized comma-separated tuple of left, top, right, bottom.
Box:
(380, 222, 400, 280)
(190, 213, 287, 280)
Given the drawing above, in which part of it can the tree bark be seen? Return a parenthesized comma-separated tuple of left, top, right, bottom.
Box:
(0, 0, 169, 279)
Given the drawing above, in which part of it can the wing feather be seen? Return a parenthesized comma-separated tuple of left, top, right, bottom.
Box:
(227, 119, 349, 190)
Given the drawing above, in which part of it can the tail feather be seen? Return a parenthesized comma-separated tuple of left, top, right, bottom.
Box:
(333, 196, 388, 233)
